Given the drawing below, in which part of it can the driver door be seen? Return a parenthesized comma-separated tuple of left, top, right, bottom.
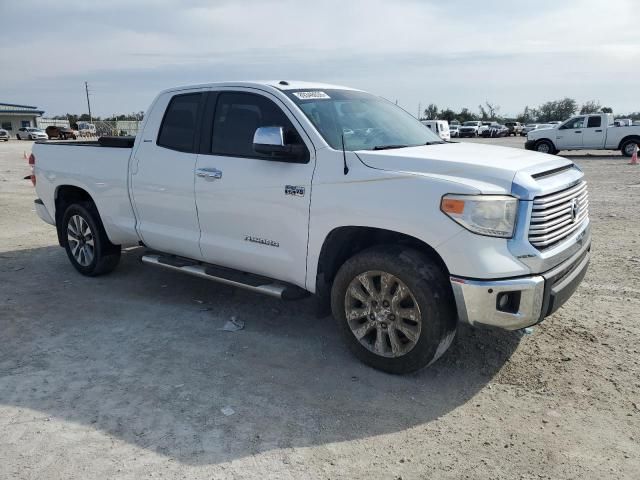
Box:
(194, 89, 315, 286)
(556, 116, 585, 149)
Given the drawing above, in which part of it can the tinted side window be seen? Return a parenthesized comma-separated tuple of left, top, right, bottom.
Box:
(587, 116, 601, 128)
(561, 117, 585, 130)
(211, 92, 304, 158)
(157, 93, 202, 152)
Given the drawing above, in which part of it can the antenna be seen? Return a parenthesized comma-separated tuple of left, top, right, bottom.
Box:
(341, 133, 349, 175)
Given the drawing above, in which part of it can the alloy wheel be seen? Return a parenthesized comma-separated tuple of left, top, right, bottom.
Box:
(67, 214, 95, 266)
(344, 270, 422, 358)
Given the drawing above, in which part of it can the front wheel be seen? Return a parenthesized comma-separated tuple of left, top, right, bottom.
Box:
(61, 202, 121, 276)
(535, 139, 556, 155)
(331, 246, 457, 374)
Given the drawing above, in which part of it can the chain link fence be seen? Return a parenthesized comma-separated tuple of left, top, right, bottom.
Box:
(77, 120, 142, 138)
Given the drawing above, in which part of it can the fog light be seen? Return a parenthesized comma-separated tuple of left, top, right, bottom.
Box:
(496, 291, 521, 314)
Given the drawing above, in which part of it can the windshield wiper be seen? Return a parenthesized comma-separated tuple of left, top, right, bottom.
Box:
(372, 144, 408, 150)
(425, 141, 446, 145)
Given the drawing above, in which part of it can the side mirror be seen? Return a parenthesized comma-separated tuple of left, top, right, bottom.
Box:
(253, 126, 306, 162)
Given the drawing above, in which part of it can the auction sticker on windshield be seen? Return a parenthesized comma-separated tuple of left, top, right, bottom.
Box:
(292, 91, 331, 100)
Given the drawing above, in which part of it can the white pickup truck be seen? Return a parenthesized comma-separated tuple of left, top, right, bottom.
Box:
(31, 81, 591, 374)
(525, 113, 640, 156)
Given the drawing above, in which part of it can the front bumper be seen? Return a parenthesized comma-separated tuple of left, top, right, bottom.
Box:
(450, 239, 590, 330)
(524, 139, 535, 149)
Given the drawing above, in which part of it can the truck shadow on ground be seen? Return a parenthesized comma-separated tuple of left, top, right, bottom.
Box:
(0, 245, 522, 465)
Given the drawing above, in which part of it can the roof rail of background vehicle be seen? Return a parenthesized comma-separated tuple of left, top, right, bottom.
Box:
(157, 80, 361, 96)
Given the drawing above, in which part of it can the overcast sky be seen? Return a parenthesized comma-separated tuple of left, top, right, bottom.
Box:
(1, 0, 638, 118)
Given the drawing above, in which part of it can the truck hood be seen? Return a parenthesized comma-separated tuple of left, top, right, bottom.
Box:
(355, 142, 572, 193)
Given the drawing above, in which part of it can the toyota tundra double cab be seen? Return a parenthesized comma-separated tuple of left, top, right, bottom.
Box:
(30, 81, 591, 373)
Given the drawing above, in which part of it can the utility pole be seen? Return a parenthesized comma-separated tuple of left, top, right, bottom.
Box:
(418, 102, 422, 120)
(84, 81, 92, 123)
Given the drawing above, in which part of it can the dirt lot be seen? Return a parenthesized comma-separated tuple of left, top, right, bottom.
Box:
(1, 137, 638, 479)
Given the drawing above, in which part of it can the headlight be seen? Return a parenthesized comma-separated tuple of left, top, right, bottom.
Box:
(440, 194, 518, 238)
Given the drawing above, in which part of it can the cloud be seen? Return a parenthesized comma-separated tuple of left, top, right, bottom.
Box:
(0, 0, 637, 116)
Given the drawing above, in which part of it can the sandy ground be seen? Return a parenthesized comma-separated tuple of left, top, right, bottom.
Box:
(0, 137, 638, 479)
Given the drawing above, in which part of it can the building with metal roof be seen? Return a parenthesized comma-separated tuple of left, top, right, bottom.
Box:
(0, 102, 45, 136)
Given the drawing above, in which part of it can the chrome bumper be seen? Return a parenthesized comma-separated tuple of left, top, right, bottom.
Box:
(34, 199, 55, 225)
(450, 239, 591, 330)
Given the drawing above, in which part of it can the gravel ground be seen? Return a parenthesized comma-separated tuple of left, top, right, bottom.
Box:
(0, 137, 638, 479)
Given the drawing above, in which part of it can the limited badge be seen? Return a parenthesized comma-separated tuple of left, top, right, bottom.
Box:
(292, 91, 330, 100)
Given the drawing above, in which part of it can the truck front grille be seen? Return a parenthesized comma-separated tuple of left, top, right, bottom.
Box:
(528, 181, 589, 250)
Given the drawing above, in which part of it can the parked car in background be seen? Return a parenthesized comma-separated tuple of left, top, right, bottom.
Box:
(45, 126, 77, 140)
(614, 118, 632, 127)
(421, 120, 450, 141)
(77, 122, 97, 137)
(477, 122, 494, 137)
(481, 124, 509, 137)
(0, 129, 9, 141)
(521, 124, 552, 136)
(526, 113, 640, 156)
(504, 121, 523, 136)
(16, 127, 48, 140)
(449, 124, 459, 137)
(458, 121, 483, 137)
(30, 80, 591, 374)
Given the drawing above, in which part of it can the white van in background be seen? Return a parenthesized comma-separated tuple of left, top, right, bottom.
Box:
(421, 120, 450, 141)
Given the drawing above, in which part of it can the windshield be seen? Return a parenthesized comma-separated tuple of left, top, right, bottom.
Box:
(28, 128, 43, 132)
(463, 121, 478, 126)
(284, 89, 442, 151)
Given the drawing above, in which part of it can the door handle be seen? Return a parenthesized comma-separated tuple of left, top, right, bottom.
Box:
(595, 129, 602, 132)
(574, 131, 582, 133)
(196, 168, 222, 180)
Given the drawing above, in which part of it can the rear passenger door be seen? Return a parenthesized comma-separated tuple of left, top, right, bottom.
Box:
(130, 90, 205, 260)
(194, 89, 315, 286)
(582, 115, 604, 149)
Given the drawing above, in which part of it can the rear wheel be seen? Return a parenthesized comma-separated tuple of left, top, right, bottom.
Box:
(621, 139, 639, 157)
(331, 246, 457, 374)
(61, 202, 121, 276)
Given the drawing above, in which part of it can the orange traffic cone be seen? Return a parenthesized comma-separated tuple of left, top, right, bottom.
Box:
(630, 144, 639, 165)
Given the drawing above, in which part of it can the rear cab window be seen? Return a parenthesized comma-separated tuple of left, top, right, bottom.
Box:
(587, 116, 601, 128)
(157, 93, 203, 152)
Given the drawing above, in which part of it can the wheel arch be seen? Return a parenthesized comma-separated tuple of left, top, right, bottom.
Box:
(54, 185, 97, 246)
(618, 135, 640, 150)
(314, 226, 450, 302)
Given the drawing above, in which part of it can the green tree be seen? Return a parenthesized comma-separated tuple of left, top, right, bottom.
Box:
(516, 106, 536, 124)
(580, 100, 602, 114)
(457, 108, 478, 123)
(601, 107, 613, 114)
(423, 103, 439, 120)
(536, 98, 577, 122)
(438, 108, 457, 123)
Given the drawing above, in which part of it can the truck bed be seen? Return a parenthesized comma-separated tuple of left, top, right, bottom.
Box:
(32, 137, 138, 245)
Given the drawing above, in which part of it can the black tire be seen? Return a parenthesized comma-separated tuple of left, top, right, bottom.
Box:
(331, 246, 457, 374)
(535, 139, 557, 155)
(621, 139, 639, 157)
(61, 201, 121, 276)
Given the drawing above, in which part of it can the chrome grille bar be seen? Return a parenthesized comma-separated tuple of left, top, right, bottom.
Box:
(528, 180, 589, 249)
